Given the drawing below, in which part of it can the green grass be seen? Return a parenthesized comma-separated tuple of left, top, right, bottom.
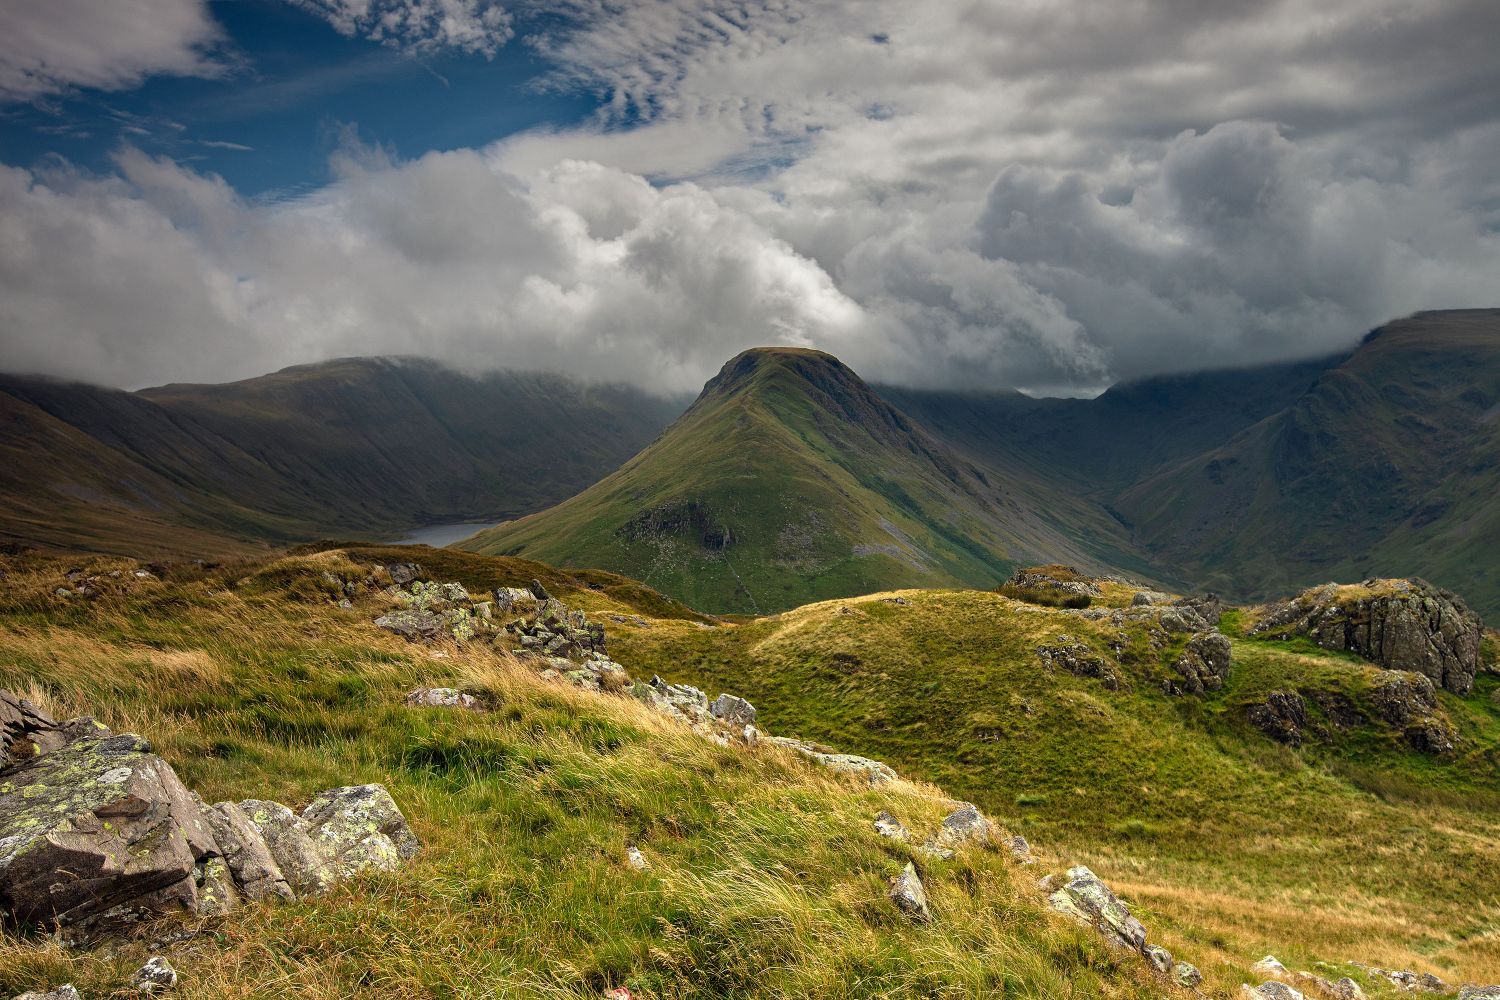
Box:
(0, 548, 1172, 1000)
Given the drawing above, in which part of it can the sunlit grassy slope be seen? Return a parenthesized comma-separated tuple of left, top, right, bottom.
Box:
(611, 584, 1500, 984)
(0, 545, 1172, 1000)
(464, 348, 1155, 616)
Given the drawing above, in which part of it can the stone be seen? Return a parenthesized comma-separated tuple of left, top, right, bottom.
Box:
(1458, 988, 1500, 1000)
(1172, 631, 1233, 695)
(386, 563, 421, 586)
(741, 724, 759, 747)
(404, 688, 481, 711)
(438, 582, 470, 604)
(202, 801, 293, 902)
(625, 846, 649, 871)
(926, 803, 996, 853)
(1246, 691, 1309, 746)
(129, 956, 177, 993)
(1007, 834, 1034, 864)
(645, 676, 710, 723)
(374, 610, 443, 643)
(493, 587, 535, 613)
(15, 988, 81, 1000)
(1251, 579, 1483, 694)
(872, 811, 910, 841)
(1176, 963, 1205, 989)
(1332, 978, 1367, 1000)
(1253, 956, 1289, 977)
(889, 861, 931, 923)
(238, 799, 336, 897)
(528, 579, 553, 601)
(1176, 594, 1226, 625)
(300, 784, 420, 877)
(1144, 944, 1174, 974)
(1006, 566, 1101, 598)
(766, 736, 898, 784)
(1132, 590, 1172, 606)
(1035, 637, 1120, 690)
(0, 732, 217, 935)
(1368, 672, 1456, 753)
(1047, 865, 1147, 952)
(709, 693, 757, 727)
(1246, 984, 1306, 1000)
(193, 856, 238, 917)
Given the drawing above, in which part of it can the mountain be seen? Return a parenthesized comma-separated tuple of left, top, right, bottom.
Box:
(0, 358, 684, 557)
(462, 348, 1157, 615)
(1115, 310, 1500, 614)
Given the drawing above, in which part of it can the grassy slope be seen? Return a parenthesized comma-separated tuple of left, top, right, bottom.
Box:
(465, 348, 1155, 616)
(1115, 310, 1500, 616)
(0, 359, 684, 558)
(0, 547, 1169, 1000)
(611, 586, 1500, 984)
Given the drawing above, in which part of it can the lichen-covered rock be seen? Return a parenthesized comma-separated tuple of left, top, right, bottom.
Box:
(1332, 978, 1367, 1000)
(129, 956, 177, 993)
(193, 856, 238, 916)
(1369, 671, 1456, 754)
(404, 688, 481, 711)
(493, 587, 536, 613)
(766, 736, 898, 784)
(1, 689, 57, 766)
(202, 801, 293, 902)
(643, 676, 710, 723)
(1172, 630, 1233, 694)
(14, 987, 81, 1000)
(925, 803, 996, 853)
(300, 784, 420, 877)
(238, 799, 335, 897)
(1246, 983, 1306, 1000)
(437, 582, 470, 604)
(374, 610, 443, 643)
(1047, 865, 1147, 952)
(1246, 691, 1309, 746)
(1251, 579, 1483, 694)
(709, 694, 757, 727)
(1365, 969, 1447, 993)
(873, 811, 910, 841)
(889, 861, 931, 924)
(1458, 987, 1500, 1000)
(1007, 566, 1101, 598)
(385, 563, 421, 586)
(1176, 962, 1205, 988)
(1007, 834, 1034, 864)
(0, 732, 219, 935)
(1144, 944, 1173, 974)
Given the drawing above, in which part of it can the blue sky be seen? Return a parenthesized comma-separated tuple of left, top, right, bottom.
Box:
(0, 1, 594, 197)
(1, 0, 1497, 393)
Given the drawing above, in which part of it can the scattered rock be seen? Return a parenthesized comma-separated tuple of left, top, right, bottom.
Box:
(625, 846, 649, 871)
(1458, 988, 1500, 1000)
(1036, 636, 1120, 690)
(1253, 956, 1289, 977)
(1007, 566, 1101, 598)
(129, 956, 177, 993)
(528, 579, 552, 601)
(1007, 834, 1034, 864)
(889, 861, 931, 924)
(14, 987, 81, 1000)
(873, 811, 910, 841)
(925, 803, 996, 853)
(404, 687, 481, 711)
(1245, 983, 1306, 1000)
(1144, 944, 1173, 974)
(1047, 865, 1146, 952)
(639, 676, 710, 723)
(1332, 978, 1367, 1000)
(493, 587, 536, 614)
(374, 610, 443, 643)
(766, 736, 898, 784)
(438, 582, 470, 604)
(300, 784, 421, 877)
(1176, 963, 1205, 989)
(1132, 591, 1172, 606)
(1364, 969, 1447, 993)
(386, 563, 421, 586)
(709, 693, 757, 727)
(1246, 691, 1309, 746)
(1171, 630, 1234, 694)
(1252, 579, 1483, 694)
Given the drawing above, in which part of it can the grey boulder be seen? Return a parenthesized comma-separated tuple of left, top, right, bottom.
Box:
(889, 862, 931, 924)
(300, 784, 421, 877)
(129, 956, 177, 993)
(709, 693, 757, 727)
(202, 801, 293, 902)
(238, 799, 336, 897)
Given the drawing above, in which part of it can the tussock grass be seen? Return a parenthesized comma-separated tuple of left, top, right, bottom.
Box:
(0, 550, 1170, 999)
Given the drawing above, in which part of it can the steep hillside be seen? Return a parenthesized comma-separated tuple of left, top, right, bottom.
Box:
(1116, 310, 1500, 615)
(612, 573, 1500, 985)
(463, 348, 1153, 615)
(0, 359, 684, 557)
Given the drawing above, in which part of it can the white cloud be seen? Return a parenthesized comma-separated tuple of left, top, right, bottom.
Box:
(289, 0, 514, 58)
(0, 0, 224, 101)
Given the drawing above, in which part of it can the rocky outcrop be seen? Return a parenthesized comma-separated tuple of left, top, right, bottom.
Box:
(1252, 580, 1483, 694)
(0, 689, 418, 941)
(766, 736, 898, 784)
(374, 609, 444, 643)
(1459, 987, 1500, 1000)
(1047, 865, 1146, 951)
(1369, 672, 1456, 754)
(1007, 566, 1101, 598)
(507, 600, 606, 659)
(1246, 983, 1306, 1000)
(1246, 691, 1309, 746)
(15, 987, 81, 1000)
(1036, 637, 1120, 690)
(923, 803, 996, 856)
(710, 694, 757, 727)
(1171, 630, 1233, 695)
(1132, 591, 1172, 606)
(873, 811, 910, 841)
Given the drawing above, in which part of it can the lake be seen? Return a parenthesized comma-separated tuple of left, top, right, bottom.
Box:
(388, 522, 504, 548)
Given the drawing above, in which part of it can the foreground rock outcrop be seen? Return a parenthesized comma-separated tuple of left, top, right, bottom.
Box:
(1045, 865, 1201, 988)
(0, 690, 419, 942)
(1252, 579, 1483, 694)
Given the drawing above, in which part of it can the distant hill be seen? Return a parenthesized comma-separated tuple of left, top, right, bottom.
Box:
(461, 348, 1156, 614)
(1115, 310, 1500, 614)
(0, 358, 684, 557)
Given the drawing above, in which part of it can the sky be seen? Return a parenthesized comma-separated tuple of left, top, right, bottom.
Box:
(0, 0, 1497, 396)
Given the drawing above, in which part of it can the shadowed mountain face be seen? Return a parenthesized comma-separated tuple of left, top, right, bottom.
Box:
(462, 348, 1157, 615)
(0, 358, 685, 557)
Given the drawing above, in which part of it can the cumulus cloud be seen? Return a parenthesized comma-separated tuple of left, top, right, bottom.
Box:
(2, 0, 1499, 392)
(289, 0, 514, 57)
(0, 0, 225, 101)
